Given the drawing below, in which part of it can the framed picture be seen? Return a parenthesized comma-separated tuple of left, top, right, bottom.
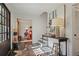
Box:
(49, 13, 51, 20)
(52, 10, 57, 19)
(52, 11, 54, 19)
(55, 10, 57, 18)
(49, 13, 50, 20)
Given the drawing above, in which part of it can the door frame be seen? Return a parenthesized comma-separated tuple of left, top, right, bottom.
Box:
(17, 19, 32, 41)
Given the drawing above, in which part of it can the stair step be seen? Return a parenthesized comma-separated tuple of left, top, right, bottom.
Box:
(40, 38, 48, 41)
(38, 40, 45, 44)
(32, 43, 40, 46)
(42, 38, 48, 41)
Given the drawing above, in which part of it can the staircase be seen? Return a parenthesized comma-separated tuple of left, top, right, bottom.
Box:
(38, 35, 48, 47)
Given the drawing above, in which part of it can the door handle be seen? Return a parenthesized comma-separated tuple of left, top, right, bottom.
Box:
(74, 34, 77, 36)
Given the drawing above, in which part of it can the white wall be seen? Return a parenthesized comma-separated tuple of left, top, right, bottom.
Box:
(57, 5, 64, 18)
(32, 17, 42, 43)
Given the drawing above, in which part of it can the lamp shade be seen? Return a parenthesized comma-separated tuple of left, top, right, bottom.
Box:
(55, 17, 64, 27)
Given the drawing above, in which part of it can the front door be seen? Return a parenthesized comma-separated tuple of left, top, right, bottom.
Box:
(72, 5, 79, 55)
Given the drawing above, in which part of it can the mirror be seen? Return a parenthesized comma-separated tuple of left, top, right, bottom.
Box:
(48, 5, 66, 37)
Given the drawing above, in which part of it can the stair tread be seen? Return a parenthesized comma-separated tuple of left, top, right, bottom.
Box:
(32, 43, 40, 46)
(40, 38, 48, 41)
(38, 40, 45, 43)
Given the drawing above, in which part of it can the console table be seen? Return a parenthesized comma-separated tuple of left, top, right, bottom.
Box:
(56, 37, 68, 56)
(42, 34, 68, 56)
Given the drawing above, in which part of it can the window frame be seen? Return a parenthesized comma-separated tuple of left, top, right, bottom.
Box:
(0, 3, 10, 43)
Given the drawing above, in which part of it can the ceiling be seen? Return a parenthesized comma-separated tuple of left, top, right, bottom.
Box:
(6, 3, 63, 18)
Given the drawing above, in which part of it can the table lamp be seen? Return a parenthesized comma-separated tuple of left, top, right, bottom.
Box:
(55, 17, 64, 37)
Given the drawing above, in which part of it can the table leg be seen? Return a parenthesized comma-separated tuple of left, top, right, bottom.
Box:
(66, 40, 67, 56)
(59, 40, 60, 56)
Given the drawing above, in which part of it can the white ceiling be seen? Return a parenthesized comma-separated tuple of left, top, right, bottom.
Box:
(6, 3, 63, 18)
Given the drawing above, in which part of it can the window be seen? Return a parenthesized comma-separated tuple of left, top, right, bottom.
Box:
(0, 3, 10, 43)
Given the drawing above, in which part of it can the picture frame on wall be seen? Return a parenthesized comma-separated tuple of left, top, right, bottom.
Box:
(52, 11, 54, 19)
(49, 13, 50, 20)
(52, 10, 57, 19)
(49, 10, 57, 20)
(49, 13, 52, 20)
(55, 10, 56, 18)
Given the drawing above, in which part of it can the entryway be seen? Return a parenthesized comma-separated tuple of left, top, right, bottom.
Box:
(18, 19, 32, 41)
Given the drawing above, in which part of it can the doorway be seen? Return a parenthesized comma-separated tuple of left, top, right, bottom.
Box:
(16, 19, 32, 45)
